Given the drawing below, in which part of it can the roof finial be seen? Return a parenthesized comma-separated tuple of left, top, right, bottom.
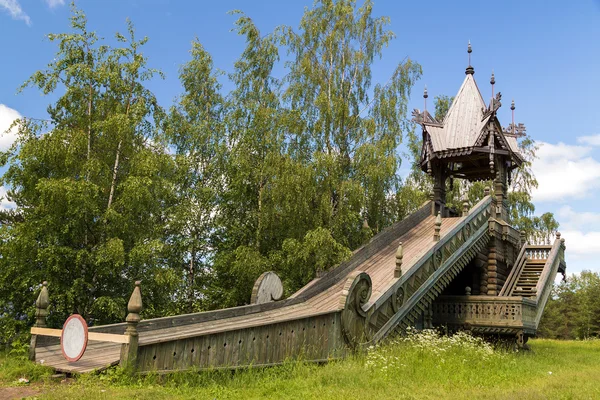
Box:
(511, 99, 515, 134)
(465, 40, 474, 75)
(423, 85, 428, 115)
(490, 70, 495, 98)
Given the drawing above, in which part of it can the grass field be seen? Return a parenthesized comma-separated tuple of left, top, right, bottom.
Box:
(1, 331, 599, 400)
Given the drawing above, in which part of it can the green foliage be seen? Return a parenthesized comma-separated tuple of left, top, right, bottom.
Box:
(3, 339, 600, 399)
(281, 0, 421, 240)
(272, 227, 352, 295)
(163, 38, 226, 313)
(0, 1, 424, 334)
(433, 94, 453, 122)
(0, 350, 53, 384)
(206, 1, 421, 308)
(539, 271, 600, 339)
(0, 4, 175, 338)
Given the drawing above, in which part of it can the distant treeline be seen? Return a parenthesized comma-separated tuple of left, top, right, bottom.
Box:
(538, 271, 600, 340)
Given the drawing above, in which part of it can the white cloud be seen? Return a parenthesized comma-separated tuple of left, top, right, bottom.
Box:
(44, 0, 65, 8)
(560, 230, 600, 257)
(0, 104, 21, 151)
(544, 207, 600, 274)
(531, 141, 600, 202)
(577, 134, 600, 146)
(557, 206, 600, 231)
(0, 186, 16, 210)
(0, 0, 31, 25)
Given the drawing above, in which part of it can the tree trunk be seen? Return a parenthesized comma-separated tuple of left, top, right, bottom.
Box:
(107, 140, 122, 210)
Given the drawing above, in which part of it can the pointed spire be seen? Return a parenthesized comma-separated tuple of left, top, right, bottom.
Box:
(423, 85, 428, 116)
(511, 99, 515, 134)
(490, 70, 495, 98)
(466, 41, 474, 75)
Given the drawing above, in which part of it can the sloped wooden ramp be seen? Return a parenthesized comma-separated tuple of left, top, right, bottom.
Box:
(32, 195, 563, 373)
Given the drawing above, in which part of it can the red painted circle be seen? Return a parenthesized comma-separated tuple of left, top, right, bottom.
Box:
(60, 314, 88, 362)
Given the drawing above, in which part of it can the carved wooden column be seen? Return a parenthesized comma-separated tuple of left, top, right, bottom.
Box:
(494, 163, 509, 221)
(120, 281, 142, 368)
(432, 163, 446, 215)
(487, 246, 498, 295)
(30, 281, 49, 361)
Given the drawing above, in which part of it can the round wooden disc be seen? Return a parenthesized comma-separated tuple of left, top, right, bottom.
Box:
(61, 314, 88, 362)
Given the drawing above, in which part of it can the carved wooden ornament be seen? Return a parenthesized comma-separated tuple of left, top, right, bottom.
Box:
(251, 271, 284, 304)
(61, 314, 88, 362)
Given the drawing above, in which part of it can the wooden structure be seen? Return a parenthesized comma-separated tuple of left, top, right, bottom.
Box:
(30, 46, 566, 374)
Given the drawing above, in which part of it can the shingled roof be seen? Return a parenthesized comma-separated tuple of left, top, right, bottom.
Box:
(420, 71, 523, 164)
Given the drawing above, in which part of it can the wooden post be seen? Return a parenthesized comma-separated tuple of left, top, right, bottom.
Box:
(433, 211, 442, 242)
(120, 281, 142, 369)
(394, 242, 403, 278)
(30, 281, 49, 361)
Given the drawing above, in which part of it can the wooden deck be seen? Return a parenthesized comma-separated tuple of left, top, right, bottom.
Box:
(36, 209, 463, 373)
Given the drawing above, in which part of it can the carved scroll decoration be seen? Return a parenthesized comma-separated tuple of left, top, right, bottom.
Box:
(340, 271, 372, 348)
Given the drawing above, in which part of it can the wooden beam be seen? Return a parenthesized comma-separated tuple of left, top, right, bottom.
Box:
(31, 327, 61, 337)
(31, 327, 129, 344)
(90, 332, 130, 344)
(472, 147, 510, 155)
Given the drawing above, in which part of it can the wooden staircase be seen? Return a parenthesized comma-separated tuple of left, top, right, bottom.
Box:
(512, 258, 546, 297)
(501, 245, 558, 298)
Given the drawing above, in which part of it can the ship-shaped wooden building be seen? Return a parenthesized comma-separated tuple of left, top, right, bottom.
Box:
(30, 46, 566, 374)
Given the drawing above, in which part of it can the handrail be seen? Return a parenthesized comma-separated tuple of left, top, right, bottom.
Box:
(533, 238, 565, 326)
(499, 244, 528, 296)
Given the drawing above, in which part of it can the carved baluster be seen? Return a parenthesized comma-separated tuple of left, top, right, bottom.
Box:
(394, 242, 403, 278)
(35, 281, 49, 328)
(30, 281, 49, 361)
(433, 211, 442, 242)
(121, 281, 142, 368)
(462, 196, 469, 217)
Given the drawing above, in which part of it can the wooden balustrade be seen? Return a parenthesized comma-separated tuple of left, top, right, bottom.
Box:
(433, 296, 537, 334)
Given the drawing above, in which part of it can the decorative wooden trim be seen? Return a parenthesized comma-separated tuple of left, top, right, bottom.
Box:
(251, 271, 284, 304)
(370, 220, 492, 343)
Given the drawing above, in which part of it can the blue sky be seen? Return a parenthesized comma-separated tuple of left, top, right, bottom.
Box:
(1, 0, 599, 273)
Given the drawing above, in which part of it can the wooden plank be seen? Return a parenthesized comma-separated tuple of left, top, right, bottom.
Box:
(31, 327, 61, 337)
(32, 327, 129, 344)
(88, 332, 129, 344)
